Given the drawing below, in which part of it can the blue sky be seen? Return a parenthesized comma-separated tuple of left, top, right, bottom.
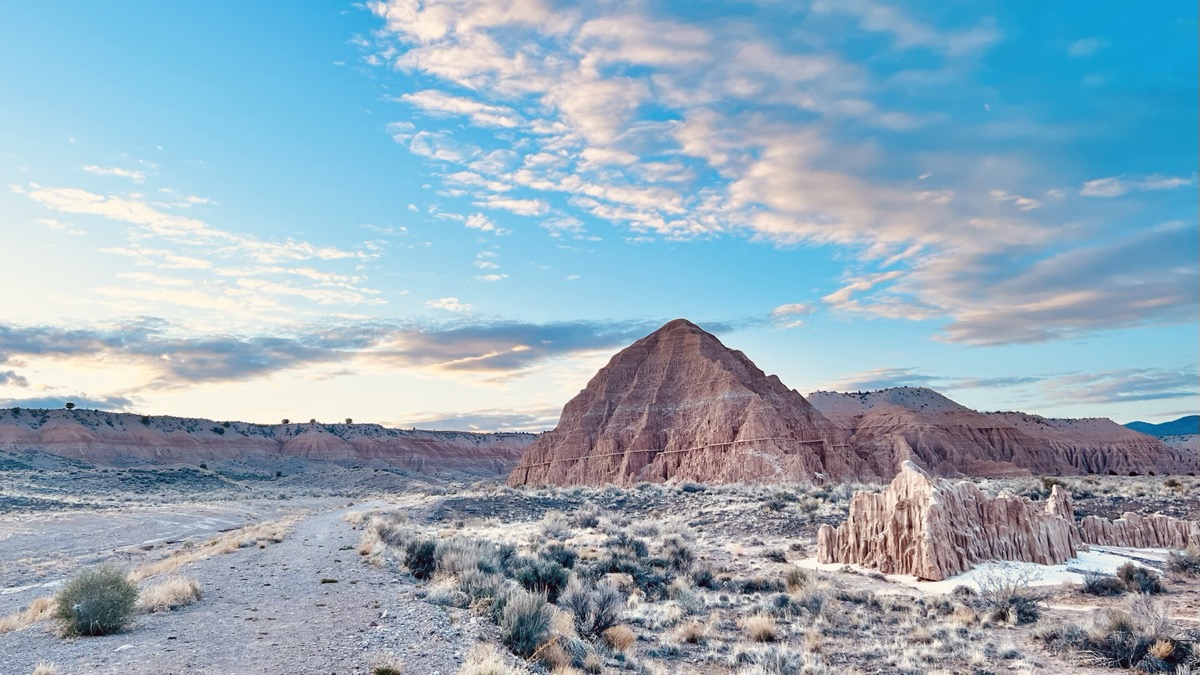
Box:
(0, 1, 1196, 430)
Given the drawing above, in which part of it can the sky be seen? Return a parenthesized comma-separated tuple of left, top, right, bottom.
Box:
(0, 1, 1196, 430)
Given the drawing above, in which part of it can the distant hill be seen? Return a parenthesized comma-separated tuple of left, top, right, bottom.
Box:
(1125, 415, 1200, 437)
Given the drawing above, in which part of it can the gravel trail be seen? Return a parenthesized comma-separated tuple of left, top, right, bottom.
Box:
(1, 503, 472, 675)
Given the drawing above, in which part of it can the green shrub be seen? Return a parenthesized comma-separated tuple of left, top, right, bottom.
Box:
(559, 578, 623, 638)
(662, 535, 694, 575)
(54, 564, 138, 636)
(405, 539, 438, 580)
(514, 559, 569, 603)
(539, 542, 578, 570)
(500, 589, 552, 657)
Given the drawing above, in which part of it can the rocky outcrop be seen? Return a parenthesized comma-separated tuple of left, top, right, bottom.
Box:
(816, 461, 1081, 580)
(986, 412, 1198, 477)
(508, 319, 876, 487)
(0, 408, 532, 476)
(807, 389, 1199, 479)
(818, 462, 1200, 580)
(1079, 513, 1200, 549)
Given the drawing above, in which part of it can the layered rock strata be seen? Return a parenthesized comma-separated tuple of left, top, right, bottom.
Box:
(807, 388, 1199, 478)
(0, 408, 532, 476)
(508, 319, 876, 487)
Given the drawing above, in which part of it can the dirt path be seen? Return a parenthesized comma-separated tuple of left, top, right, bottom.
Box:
(0, 503, 473, 675)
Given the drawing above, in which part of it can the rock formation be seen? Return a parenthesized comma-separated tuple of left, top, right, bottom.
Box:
(818, 462, 1200, 580)
(508, 319, 875, 487)
(985, 412, 1197, 477)
(1079, 513, 1200, 549)
(816, 461, 1081, 580)
(0, 408, 532, 476)
(808, 388, 1198, 479)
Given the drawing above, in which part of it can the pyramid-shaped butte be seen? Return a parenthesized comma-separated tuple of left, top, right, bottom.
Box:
(508, 319, 876, 486)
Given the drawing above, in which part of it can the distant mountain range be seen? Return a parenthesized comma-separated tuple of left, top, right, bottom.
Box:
(1125, 415, 1200, 437)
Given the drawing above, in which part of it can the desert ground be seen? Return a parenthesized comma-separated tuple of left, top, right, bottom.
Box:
(2, 455, 1199, 675)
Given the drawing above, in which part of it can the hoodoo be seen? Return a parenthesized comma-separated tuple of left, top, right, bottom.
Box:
(507, 319, 875, 486)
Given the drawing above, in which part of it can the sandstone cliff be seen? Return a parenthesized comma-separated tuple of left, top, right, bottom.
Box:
(818, 462, 1200, 580)
(0, 408, 532, 476)
(508, 319, 875, 487)
(807, 389, 1198, 478)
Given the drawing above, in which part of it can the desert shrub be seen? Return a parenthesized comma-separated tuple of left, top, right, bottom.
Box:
(606, 533, 649, 559)
(459, 644, 532, 675)
(571, 504, 603, 529)
(370, 661, 404, 675)
(460, 570, 504, 602)
(1116, 563, 1164, 595)
(729, 576, 785, 595)
(513, 559, 570, 603)
(691, 563, 717, 589)
(975, 567, 1043, 625)
(1042, 476, 1069, 492)
(539, 542, 578, 570)
(500, 589, 552, 657)
(1166, 547, 1200, 578)
(602, 624, 636, 652)
(404, 539, 439, 580)
(662, 535, 694, 575)
(437, 537, 493, 577)
(54, 564, 138, 636)
(743, 613, 777, 642)
(559, 578, 624, 638)
(1082, 571, 1127, 597)
(785, 567, 809, 593)
(676, 619, 709, 644)
(137, 576, 202, 612)
(1035, 597, 1195, 670)
(679, 481, 706, 493)
(541, 511, 573, 540)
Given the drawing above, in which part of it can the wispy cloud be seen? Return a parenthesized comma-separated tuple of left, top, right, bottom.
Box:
(397, 407, 560, 432)
(363, 0, 1194, 348)
(0, 317, 678, 387)
(1079, 174, 1194, 197)
(82, 165, 147, 182)
(0, 394, 135, 411)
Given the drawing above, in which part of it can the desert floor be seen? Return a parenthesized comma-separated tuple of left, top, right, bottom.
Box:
(2, 459, 1198, 675)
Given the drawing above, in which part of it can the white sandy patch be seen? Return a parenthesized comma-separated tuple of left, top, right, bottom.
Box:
(795, 545, 1171, 594)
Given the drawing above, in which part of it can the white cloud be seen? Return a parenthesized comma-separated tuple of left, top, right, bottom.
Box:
(989, 189, 1041, 211)
(400, 89, 523, 128)
(474, 196, 549, 216)
(427, 296, 474, 312)
(82, 165, 147, 182)
(1080, 174, 1194, 197)
(475, 273, 508, 282)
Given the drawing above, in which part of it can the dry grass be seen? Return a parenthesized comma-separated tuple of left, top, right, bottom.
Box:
(743, 613, 777, 642)
(32, 663, 60, 675)
(457, 644, 532, 675)
(676, 619, 709, 644)
(137, 576, 202, 612)
(602, 624, 636, 652)
(128, 517, 297, 583)
(0, 597, 54, 634)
